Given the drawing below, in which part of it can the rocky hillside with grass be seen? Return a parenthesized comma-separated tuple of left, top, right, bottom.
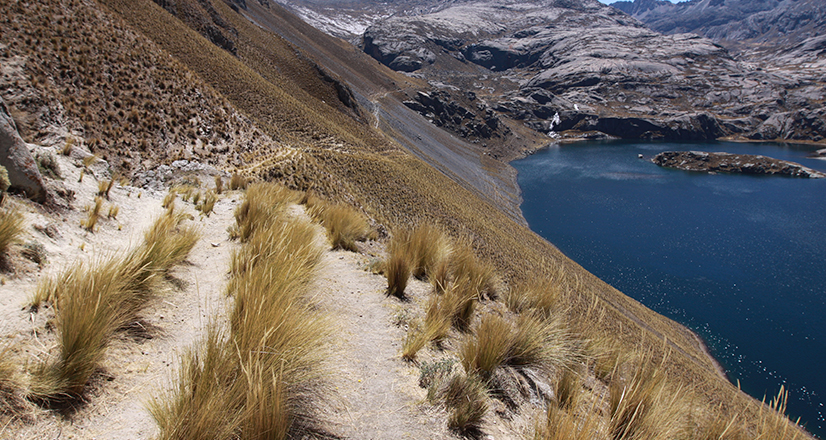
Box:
(0, 0, 815, 438)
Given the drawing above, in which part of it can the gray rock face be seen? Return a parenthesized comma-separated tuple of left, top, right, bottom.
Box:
(652, 150, 826, 178)
(0, 97, 47, 202)
(612, 0, 826, 50)
(280, 0, 825, 151)
(356, 0, 824, 145)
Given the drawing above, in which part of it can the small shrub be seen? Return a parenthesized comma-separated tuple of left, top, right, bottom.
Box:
(21, 241, 47, 265)
(0, 208, 24, 255)
(36, 152, 61, 179)
(321, 204, 370, 252)
(0, 165, 10, 193)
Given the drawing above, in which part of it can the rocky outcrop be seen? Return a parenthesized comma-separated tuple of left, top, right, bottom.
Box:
(403, 90, 507, 141)
(652, 150, 826, 178)
(0, 98, 47, 202)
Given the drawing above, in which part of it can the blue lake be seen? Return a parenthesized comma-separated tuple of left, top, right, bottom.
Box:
(513, 140, 826, 437)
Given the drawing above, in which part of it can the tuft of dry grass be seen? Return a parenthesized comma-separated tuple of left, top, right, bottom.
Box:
(0, 208, 25, 256)
(81, 196, 104, 232)
(0, 343, 32, 423)
(753, 387, 806, 440)
(385, 230, 412, 298)
(197, 190, 217, 217)
(320, 204, 370, 252)
(162, 191, 177, 209)
(214, 175, 223, 194)
(608, 356, 686, 440)
(406, 223, 451, 280)
(97, 178, 116, 199)
(555, 368, 581, 410)
(107, 205, 119, 219)
(461, 312, 576, 382)
(441, 372, 488, 435)
(534, 404, 600, 440)
(451, 239, 499, 300)
(505, 279, 564, 318)
(230, 182, 298, 242)
(29, 210, 198, 402)
(229, 173, 248, 191)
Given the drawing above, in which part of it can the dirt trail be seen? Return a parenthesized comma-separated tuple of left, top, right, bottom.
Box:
(313, 247, 452, 439)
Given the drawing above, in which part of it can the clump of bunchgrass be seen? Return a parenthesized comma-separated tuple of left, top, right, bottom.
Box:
(441, 372, 488, 435)
(98, 178, 115, 199)
(229, 183, 297, 242)
(0, 208, 24, 256)
(229, 173, 248, 190)
(81, 196, 104, 232)
(534, 404, 600, 440)
(407, 223, 451, 280)
(197, 190, 217, 217)
(30, 210, 198, 403)
(320, 204, 370, 252)
(162, 191, 177, 209)
(608, 356, 686, 440)
(753, 387, 806, 440)
(505, 279, 564, 318)
(460, 312, 575, 382)
(385, 232, 411, 298)
(214, 175, 224, 194)
(451, 238, 499, 299)
(0, 343, 33, 423)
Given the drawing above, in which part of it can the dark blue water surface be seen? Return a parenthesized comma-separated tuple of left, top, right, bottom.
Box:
(513, 140, 826, 437)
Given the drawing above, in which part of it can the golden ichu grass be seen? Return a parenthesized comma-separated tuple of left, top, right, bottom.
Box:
(230, 182, 298, 242)
(29, 209, 198, 402)
(0, 207, 24, 256)
(319, 204, 370, 252)
(151, 182, 329, 440)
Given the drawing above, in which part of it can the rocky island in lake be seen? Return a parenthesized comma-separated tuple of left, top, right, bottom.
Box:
(652, 151, 826, 178)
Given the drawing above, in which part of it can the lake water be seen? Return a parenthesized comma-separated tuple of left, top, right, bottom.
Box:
(513, 140, 826, 437)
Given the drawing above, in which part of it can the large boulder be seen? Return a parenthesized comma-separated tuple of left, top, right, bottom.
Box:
(0, 97, 47, 202)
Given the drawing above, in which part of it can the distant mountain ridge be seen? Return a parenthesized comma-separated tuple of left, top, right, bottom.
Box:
(611, 0, 826, 49)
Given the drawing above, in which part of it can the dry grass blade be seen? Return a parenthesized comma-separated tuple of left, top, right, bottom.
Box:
(753, 386, 806, 440)
(555, 368, 582, 410)
(0, 208, 24, 256)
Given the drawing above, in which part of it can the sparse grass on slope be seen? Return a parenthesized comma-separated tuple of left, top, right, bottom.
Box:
(151, 182, 329, 439)
(29, 209, 198, 403)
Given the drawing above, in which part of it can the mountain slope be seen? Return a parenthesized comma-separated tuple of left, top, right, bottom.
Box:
(0, 0, 813, 438)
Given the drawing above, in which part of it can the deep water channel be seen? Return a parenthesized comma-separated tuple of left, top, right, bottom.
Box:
(513, 140, 826, 437)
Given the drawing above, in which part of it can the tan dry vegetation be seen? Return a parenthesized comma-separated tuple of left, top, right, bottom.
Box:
(0, 0, 813, 437)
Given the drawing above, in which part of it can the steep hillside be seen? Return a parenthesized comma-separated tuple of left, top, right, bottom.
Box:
(0, 0, 813, 438)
